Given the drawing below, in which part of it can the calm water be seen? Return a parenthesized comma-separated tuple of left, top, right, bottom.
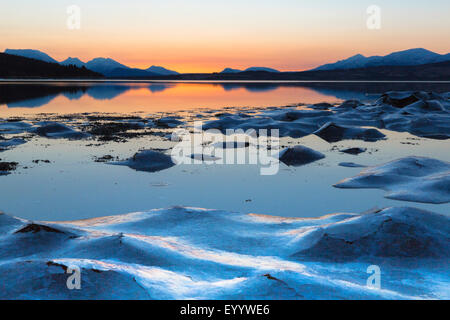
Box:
(2, 80, 449, 116)
(0, 81, 347, 116)
(0, 81, 449, 221)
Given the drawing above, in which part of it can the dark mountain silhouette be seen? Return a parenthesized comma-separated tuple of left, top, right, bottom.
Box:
(0, 53, 102, 79)
(4, 49, 59, 64)
(84, 58, 130, 76)
(4, 49, 180, 77)
(106, 67, 160, 78)
(220, 68, 242, 73)
(314, 48, 450, 71)
(60, 57, 85, 68)
(220, 67, 281, 73)
(158, 60, 450, 81)
(244, 67, 280, 73)
(146, 66, 179, 75)
(2, 47, 449, 80)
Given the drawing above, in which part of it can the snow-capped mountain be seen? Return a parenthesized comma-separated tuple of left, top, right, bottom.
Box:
(244, 67, 280, 73)
(314, 48, 450, 71)
(220, 67, 281, 73)
(60, 57, 85, 68)
(4, 49, 181, 76)
(145, 65, 179, 75)
(84, 58, 130, 76)
(220, 68, 243, 73)
(4, 49, 59, 64)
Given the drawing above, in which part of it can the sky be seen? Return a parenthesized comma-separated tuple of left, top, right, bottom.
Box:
(0, 0, 449, 73)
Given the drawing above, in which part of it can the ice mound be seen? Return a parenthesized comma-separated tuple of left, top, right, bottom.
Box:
(291, 207, 450, 261)
(271, 110, 333, 121)
(0, 206, 448, 299)
(0, 121, 33, 134)
(155, 116, 185, 128)
(32, 122, 90, 139)
(279, 145, 325, 166)
(314, 122, 386, 143)
(339, 162, 367, 168)
(0, 138, 26, 151)
(378, 91, 421, 108)
(334, 157, 450, 204)
(201, 91, 450, 140)
(111, 150, 175, 173)
(202, 114, 319, 138)
(310, 102, 335, 110)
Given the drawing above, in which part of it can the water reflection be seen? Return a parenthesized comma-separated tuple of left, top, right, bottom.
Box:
(1, 81, 449, 116)
(86, 85, 131, 100)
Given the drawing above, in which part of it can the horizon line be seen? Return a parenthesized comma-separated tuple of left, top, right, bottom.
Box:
(2, 47, 450, 74)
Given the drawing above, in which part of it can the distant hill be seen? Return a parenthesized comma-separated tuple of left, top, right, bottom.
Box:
(60, 57, 85, 68)
(2, 47, 449, 80)
(107, 67, 160, 78)
(220, 68, 242, 73)
(160, 60, 450, 81)
(0, 53, 102, 79)
(146, 66, 179, 75)
(4, 49, 59, 64)
(4, 49, 180, 77)
(244, 67, 280, 73)
(314, 48, 450, 71)
(220, 67, 281, 73)
(84, 58, 130, 76)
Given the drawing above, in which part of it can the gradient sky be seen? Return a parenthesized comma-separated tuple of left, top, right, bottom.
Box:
(1, 0, 449, 73)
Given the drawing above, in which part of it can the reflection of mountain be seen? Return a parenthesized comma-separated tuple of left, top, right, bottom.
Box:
(220, 83, 279, 92)
(2, 82, 449, 109)
(86, 85, 131, 100)
(0, 84, 87, 107)
(7, 95, 57, 108)
(147, 84, 174, 93)
(62, 90, 85, 100)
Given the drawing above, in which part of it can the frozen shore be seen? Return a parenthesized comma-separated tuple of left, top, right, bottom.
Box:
(0, 90, 449, 299)
(0, 206, 448, 299)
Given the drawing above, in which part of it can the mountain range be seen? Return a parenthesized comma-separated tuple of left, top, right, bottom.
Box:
(220, 67, 281, 73)
(313, 48, 450, 71)
(0, 52, 101, 79)
(4, 49, 179, 77)
(2, 48, 450, 80)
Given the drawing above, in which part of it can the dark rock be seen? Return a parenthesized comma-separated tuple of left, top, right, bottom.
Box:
(314, 122, 385, 143)
(340, 147, 367, 155)
(111, 150, 175, 173)
(279, 145, 325, 166)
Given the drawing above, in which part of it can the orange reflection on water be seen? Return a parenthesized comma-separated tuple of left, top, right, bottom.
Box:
(0, 82, 341, 117)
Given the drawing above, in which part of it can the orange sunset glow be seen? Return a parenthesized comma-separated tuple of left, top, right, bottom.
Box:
(1, 0, 449, 73)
